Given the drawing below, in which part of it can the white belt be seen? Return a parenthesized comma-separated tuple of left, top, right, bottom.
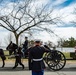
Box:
(33, 58, 43, 61)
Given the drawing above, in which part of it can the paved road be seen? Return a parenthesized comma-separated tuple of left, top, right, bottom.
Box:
(0, 60, 76, 75)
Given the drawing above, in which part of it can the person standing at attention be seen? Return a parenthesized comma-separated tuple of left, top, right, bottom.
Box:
(28, 40, 50, 75)
(22, 37, 28, 57)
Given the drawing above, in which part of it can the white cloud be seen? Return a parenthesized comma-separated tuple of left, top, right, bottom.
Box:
(0, 31, 9, 46)
(0, 0, 76, 46)
(51, 3, 76, 24)
(59, 4, 76, 22)
(33, 27, 76, 45)
(54, 27, 76, 39)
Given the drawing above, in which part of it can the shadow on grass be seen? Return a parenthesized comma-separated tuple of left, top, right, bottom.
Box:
(0, 66, 76, 72)
(45, 67, 76, 72)
(0, 67, 29, 72)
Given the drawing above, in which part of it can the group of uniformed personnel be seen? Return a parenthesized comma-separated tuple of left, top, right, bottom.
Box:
(0, 36, 50, 75)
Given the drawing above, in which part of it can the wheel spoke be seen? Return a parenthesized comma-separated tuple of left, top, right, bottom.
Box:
(45, 50, 66, 71)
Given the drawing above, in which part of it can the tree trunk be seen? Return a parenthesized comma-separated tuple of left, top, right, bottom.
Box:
(14, 32, 19, 45)
(16, 36, 19, 45)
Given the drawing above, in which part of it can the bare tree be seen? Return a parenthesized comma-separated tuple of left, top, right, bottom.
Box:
(0, 0, 60, 45)
(70, 8, 76, 27)
(4, 32, 14, 45)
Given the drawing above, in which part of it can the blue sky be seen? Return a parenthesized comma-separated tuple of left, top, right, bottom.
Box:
(47, 0, 76, 8)
(0, 0, 18, 3)
(0, 0, 76, 7)
(0, 0, 76, 46)
(56, 0, 76, 8)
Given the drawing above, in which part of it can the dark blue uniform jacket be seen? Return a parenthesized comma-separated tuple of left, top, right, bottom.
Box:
(28, 45, 49, 71)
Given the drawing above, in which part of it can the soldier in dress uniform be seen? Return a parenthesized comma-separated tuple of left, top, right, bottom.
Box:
(12, 47, 24, 69)
(6, 41, 24, 69)
(28, 40, 50, 75)
(22, 37, 28, 57)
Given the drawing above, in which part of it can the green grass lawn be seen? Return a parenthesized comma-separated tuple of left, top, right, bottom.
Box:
(63, 52, 70, 58)
(0, 50, 9, 60)
(3, 51, 71, 58)
(1, 50, 72, 60)
(4, 50, 9, 55)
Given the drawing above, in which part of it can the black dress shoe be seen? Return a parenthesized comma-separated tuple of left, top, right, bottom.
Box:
(12, 67, 16, 69)
(22, 66, 24, 70)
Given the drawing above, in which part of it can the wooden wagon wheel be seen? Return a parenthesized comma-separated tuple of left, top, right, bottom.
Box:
(45, 50, 66, 71)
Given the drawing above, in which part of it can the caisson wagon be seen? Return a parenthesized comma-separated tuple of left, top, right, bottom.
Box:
(6, 42, 66, 71)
